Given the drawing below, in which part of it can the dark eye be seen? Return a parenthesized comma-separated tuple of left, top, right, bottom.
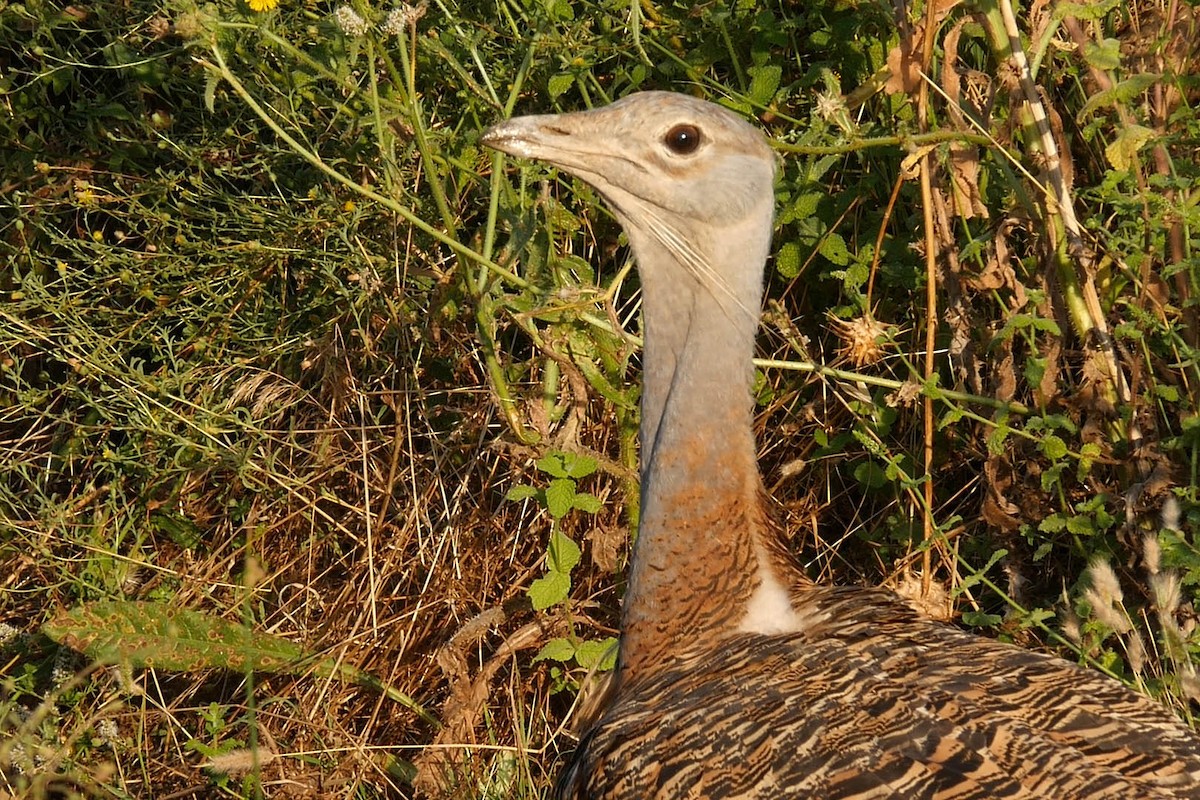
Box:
(663, 124, 702, 155)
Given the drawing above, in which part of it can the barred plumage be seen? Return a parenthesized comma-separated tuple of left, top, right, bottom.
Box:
(482, 91, 1200, 800)
(559, 587, 1200, 799)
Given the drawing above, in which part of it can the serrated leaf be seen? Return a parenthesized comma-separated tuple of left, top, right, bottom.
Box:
(1040, 462, 1067, 492)
(1039, 513, 1067, 533)
(533, 637, 576, 663)
(548, 529, 581, 573)
(528, 571, 570, 610)
(962, 610, 1003, 627)
(956, 549, 1008, 593)
(1040, 434, 1068, 461)
(547, 73, 573, 100)
(505, 484, 540, 502)
(536, 454, 569, 478)
(818, 232, 850, 266)
(41, 601, 436, 723)
(1053, 0, 1119, 21)
(572, 493, 602, 514)
(575, 354, 636, 409)
(1077, 74, 1159, 122)
(573, 637, 618, 670)
(545, 478, 577, 518)
(43, 601, 307, 672)
(1067, 514, 1097, 535)
(853, 460, 887, 489)
(792, 191, 823, 219)
(1105, 124, 1155, 172)
(748, 65, 782, 105)
(775, 241, 802, 278)
(562, 453, 597, 479)
(1082, 38, 1121, 71)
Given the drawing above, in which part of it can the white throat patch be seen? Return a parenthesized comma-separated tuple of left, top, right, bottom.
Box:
(738, 564, 805, 634)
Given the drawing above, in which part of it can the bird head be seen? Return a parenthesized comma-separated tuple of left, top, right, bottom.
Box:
(482, 91, 777, 320)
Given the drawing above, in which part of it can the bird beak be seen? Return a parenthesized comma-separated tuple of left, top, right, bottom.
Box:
(481, 114, 587, 171)
(482, 115, 553, 159)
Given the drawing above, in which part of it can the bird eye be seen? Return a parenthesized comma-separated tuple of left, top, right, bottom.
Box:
(663, 124, 702, 155)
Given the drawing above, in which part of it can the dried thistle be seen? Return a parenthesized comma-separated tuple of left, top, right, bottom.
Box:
(829, 312, 889, 368)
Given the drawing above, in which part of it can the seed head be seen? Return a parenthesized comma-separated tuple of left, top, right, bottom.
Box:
(334, 5, 370, 38)
(830, 312, 888, 368)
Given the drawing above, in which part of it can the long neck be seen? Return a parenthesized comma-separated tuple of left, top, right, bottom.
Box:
(616, 206, 798, 683)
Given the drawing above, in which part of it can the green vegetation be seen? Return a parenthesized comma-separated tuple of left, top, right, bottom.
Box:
(2, 0, 1198, 795)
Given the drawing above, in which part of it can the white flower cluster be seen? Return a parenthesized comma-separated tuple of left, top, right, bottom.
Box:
(95, 718, 120, 748)
(0, 621, 22, 649)
(381, 3, 424, 37)
(334, 5, 370, 38)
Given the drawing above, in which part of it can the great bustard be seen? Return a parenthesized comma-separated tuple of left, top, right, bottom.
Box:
(482, 91, 1200, 799)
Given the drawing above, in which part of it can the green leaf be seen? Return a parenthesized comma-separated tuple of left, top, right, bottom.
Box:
(150, 510, 203, 550)
(536, 454, 569, 478)
(853, 460, 887, 489)
(1040, 462, 1067, 492)
(548, 529, 581, 573)
(204, 72, 218, 114)
(962, 610, 1003, 627)
(1039, 513, 1067, 533)
(528, 571, 571, 610)
(1066, 514, 1097, 536)
(1077, 74, 1159, 122)
(792, 191, 823, 219)
(1082, 38, 1121, 71)
(533, 637, 576, 663)
(43, 601, 306, 672)
(819, 232, 850, 266)
(547, 73, 574, 100)
(572, 493, 602, 514)
(573, 637, 618, 670)
(505, 484, 540, 502)
(775, 241, 802, 278)
(1053, 0, 1119, 21)
(562, 453, 598, 479)
(1040, 434, 1068, 461)
(576, 355, 637, 409)
(545, 478, 577, 518)
(747, 65, 782, 105)
(987, 423, 1012, 455)
(41, 601, 436, 723)
(1105, 124, 1155, 172)
(1077, 442, 1102, 479)
(956, 549, 1008, 593)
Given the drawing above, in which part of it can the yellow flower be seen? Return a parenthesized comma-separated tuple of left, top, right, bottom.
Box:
(247, 0, 278, 13)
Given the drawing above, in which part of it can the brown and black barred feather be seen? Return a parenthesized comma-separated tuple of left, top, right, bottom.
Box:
(557, 586, 1200, 800)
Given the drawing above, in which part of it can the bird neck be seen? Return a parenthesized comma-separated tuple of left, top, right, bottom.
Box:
(616, 209, 799, 683)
